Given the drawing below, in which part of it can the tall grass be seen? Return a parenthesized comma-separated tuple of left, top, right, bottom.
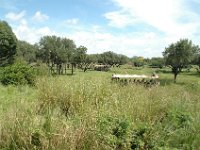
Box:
(0, 70, 200, 149)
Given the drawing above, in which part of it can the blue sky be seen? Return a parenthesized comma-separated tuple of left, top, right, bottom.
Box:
(1, 0, 200, 57)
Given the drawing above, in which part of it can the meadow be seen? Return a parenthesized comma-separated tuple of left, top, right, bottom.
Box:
(0, 67, 200, 150)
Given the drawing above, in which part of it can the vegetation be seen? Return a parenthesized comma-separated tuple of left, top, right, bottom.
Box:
(163, 39, 200, 82)
(0, 20, 200, 149)
(0, 21, 17, 66)
(16, 40, 37, 63)
(0, 68, 200, 149)
(0, 63, 36, 86)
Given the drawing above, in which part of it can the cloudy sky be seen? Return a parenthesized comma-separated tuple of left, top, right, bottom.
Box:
(1, 0, 200, 57)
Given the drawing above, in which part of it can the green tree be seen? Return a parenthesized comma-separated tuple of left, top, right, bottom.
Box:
(0, 21, 17, 66)
(88, 54, 98, 64)
(192, 54, 200, 66)
(98, 51, 128, 66)
(163, 39, 199, 83)
(101, 51, 117, 66)
(150, 57, 164, 68)
(131, 56, 145, 67)
(73, 46, 89, 71)
(16, 40, 37, 63)
(73, 45, 87, 66)
(38, 36, 76, 74)
(61, 38, 76, 74)
(118, 54, 129, 66)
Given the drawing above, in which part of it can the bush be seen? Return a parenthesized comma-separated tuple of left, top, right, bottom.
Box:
(97, 116, 131, 149)
(0, 63, 36, 86)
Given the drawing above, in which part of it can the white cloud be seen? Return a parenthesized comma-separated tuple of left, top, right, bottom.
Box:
(64, 18, 79, 25)
(60, 29, 163, 57)
(104, 11, 136, 28)
(5, 11, 26, 21)
(6, 0, 200, 58)
(32, 11, 49, 22)
(13, 20, 55, 44)
(5, 10, 53, 44)
(100, 0, 200, 57)
(106, 0, 200, 36)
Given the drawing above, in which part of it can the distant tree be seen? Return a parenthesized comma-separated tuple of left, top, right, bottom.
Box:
(192, 54, 200, 66)
(0, 21, 17, 66)
(144, 58, 151, 65)
(16, 40, 37, 63)
(97, 51, 129, 66)
(163, 39, 199, 83)
(118, 54, 129, 66)
(38, 36, 76, 74)
(100, 51, 118, 66)
(150, 57, 164, 68)
(88, 54, 98, 64)
(73, 46, 87, 67)
(131, 56, 145, 67)
(73, 46, 98, 72)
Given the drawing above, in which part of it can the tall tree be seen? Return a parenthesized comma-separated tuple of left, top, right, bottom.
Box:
(73, 46, 88, 71)
(61, 38, 76, 74)
(163, 39, 199, 83)
(0, 21, 17, 66)
(150, 57, 164, 68)
(38, 36, 76, 74)
(131, 56, 145, 67)
(16, 40, 37, 63)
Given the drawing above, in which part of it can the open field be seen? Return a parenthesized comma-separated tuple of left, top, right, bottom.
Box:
(0, 68, 200, 149)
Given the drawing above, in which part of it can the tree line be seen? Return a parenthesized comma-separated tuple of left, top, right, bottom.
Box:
(0, 20, 200, 81)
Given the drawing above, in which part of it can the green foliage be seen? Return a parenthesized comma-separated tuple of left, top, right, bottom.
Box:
(73, 45, 87, 64)
(38, 35, 76, 65)
(163, 39, 199, 82)
(0, 21, 17, 66)
(149, 57, 164, 68)
(131, 56, 145, 67)
(131, 124, 154, 149)
(97, 116, 131, 149)
(192, 54, 200, 68)
(0, 63, 36, 86)
(16, 40, 37, 63)
(0, 68, 200, 149)
(154, 110, 198, 149)
(38, 35, 77, 74)
(97, 51, 129, 66)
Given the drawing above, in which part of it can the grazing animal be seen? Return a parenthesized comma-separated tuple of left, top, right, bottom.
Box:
(112, 73, 160, 86)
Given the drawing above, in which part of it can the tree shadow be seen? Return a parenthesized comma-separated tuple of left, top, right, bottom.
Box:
(66, 73, 75, 76)
(183, 72, 200, 77)
(159, 78, 189, 86)
(159, 78, 173, 86)
(175, 82, 188, 86)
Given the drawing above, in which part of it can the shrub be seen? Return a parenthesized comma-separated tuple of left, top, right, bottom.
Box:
(0, 63, 36, 86)
(131, 125, 154, 150)
(97, 116, 131, 149)
(30, 63, 49, 76)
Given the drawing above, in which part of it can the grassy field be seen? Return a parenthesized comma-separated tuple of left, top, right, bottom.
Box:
(0, 67, 200, 149)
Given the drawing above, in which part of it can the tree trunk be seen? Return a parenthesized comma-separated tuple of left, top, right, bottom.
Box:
(172, 67, 179, 83)
(71, 63, 74, 75)
(64, 64, 67, 75)
(174, 73, 177, 83)
(83, 64, 89, 72)
(84, 66, 87, 72)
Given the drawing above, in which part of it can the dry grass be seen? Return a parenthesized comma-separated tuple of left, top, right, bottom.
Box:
(0, 69, 200, 149)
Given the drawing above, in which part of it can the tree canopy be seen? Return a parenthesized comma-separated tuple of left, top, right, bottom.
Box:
(16, 40, 37, 63)
(0, 21, 17, 66)
(163, 39, 199, 82)
(38, 36, 76, 64)
(37, 35, 76, 74)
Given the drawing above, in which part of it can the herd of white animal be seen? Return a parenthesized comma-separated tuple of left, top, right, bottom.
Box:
(111, 73, 160, 86)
